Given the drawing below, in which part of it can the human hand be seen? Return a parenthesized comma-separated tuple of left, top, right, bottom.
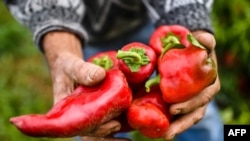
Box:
(43, 31, 106, 104)
(42, 31, 127, 139)
(163, 30, 221, 140)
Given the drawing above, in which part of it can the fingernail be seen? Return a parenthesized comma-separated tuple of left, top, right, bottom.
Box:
(88, 67, 98, 81)
(88, 66, 106, 84)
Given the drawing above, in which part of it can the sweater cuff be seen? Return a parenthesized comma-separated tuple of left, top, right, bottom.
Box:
(33, 20, 88, 52)
(156, 3, 214, 34)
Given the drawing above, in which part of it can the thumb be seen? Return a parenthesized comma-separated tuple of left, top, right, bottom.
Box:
(51, 57, 106, 104)
(65, 57, 106, 86)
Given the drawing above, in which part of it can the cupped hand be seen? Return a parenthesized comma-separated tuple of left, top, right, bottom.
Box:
(42, 31, 127, 140)
(163, 30, 221, 140)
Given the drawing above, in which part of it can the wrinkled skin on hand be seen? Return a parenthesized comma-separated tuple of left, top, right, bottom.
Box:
(43, 31, 130, 141)
(163, 30, 220, 141)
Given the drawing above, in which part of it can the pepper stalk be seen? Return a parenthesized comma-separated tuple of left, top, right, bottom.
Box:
(116, 47, 150, 72)
(92, 55, 114, 70)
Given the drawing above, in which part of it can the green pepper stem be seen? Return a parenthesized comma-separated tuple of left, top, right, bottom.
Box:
(145, 75, 161, 92)
(116, 48, 150, 72)
(162, 34, 181, 46)
(207, 57, 216, 69)
(116, 50, 142, 64)
(92, 55, 113, 70)
(187, 34, 206, 49)
(160, 34, 185, 58)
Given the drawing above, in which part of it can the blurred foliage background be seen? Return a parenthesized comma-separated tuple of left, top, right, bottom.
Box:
(0, 0, 249, 141)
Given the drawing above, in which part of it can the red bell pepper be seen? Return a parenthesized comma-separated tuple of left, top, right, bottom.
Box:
(9, 69, 133, 137)
(146, 28, 217, 104)
(149, 25, 191, 56)
(127, 85, 171, 139)
(116, 42, 157, 90)
(88, 50, 119, 70)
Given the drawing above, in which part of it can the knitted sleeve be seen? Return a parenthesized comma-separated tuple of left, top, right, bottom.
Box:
(4, 0, 88, 50)
(143, 0, 214, 33)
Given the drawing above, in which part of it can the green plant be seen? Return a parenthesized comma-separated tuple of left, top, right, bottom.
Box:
(212, 0, 250, 124)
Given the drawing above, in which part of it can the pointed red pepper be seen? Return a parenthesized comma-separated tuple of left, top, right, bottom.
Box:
(127, 85, 171, 139)
(88, 50, 119, 70)
(146, 28, 217, 104)
(149, 25, 191, 56)
(116, 42, 157, 90)
(9, 69, 133, 138)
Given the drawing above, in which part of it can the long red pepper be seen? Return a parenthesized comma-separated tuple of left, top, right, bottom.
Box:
(10, 69, 133, 137)
(116, 42, 157, 91)
(127, 85, 171, 139)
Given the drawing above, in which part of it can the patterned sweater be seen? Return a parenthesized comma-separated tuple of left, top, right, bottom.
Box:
(4, 0, 214, 49)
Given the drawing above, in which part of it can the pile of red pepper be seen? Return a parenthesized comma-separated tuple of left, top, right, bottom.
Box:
(9, 25, 217, 139)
